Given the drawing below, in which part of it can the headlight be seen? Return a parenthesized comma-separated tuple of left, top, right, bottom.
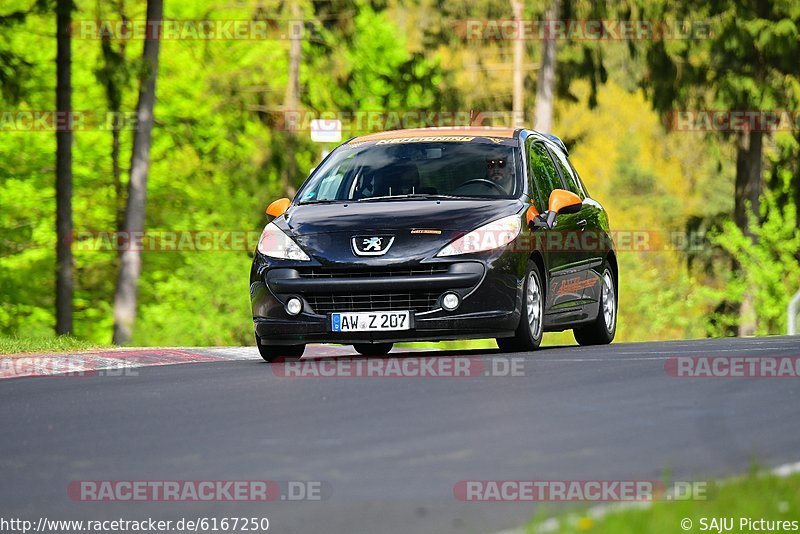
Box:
(257, 222, 311, 261)
(435, 214, 521, 257)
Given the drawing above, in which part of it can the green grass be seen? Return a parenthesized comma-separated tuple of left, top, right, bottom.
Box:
(0, 336, 104, 355)
(527, 470, 800, 533)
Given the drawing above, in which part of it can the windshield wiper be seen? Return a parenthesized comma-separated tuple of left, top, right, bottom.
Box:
(357, 193, 475, 202)
(297, 199, 341, 205)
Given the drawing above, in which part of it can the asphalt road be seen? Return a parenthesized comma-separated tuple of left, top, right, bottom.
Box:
(1, 336, 799, 533)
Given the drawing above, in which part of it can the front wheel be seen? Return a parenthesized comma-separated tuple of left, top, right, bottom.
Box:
(496, 261, 544, 352)
(255, 334, 305, 362)
(353, 343, 393, 356)
(573, 267, 616, 346)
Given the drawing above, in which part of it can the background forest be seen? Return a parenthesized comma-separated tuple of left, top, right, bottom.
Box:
(1, 0, 798, 347)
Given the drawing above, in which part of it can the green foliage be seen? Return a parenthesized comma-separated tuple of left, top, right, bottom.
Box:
(0, 0, 449, 346)
(0, 0, 797, 346)
(303, 2, 443, 125)
(706, 139, 800, 335)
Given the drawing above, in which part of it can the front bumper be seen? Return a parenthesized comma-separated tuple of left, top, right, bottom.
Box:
(250, 254, 523, 345)
(253, 311, 519, 345)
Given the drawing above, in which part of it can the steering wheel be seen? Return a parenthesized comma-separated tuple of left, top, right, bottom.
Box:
(453, 178, 507, 195)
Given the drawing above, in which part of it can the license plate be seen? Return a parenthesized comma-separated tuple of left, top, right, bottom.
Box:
(331, 311, 411, 332)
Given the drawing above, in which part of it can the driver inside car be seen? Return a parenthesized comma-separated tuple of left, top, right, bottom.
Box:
(485, 155, 513, 194)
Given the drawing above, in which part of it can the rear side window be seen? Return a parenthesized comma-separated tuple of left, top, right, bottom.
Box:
(527, 141, 563, 211)
(549, 146, 586, 200)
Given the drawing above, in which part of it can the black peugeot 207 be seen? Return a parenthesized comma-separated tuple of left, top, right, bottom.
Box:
(250, 127, 617, 361)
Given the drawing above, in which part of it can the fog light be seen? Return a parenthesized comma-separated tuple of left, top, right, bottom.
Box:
(286, 297, 302, 316)
(442, 292, 460, 311)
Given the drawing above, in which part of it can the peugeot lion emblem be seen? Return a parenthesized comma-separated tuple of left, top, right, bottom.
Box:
(352, 235, 395, 256)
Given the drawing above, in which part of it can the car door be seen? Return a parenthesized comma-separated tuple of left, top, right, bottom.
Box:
(525, 138, 587, 321)
(549, 146, 606, 312)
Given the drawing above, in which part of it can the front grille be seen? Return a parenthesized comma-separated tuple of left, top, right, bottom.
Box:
(298, 265, 450, 279)
(305, 292, 440, 314)
(294, 264, 452, 313)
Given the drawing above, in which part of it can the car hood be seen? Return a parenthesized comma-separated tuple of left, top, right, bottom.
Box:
(283, 199, 523, 235)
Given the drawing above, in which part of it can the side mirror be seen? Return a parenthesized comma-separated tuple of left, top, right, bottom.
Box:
(266, 197, 291, 218)
(530, 190, 582, 230)
(548, 189, 582, 214)
(525, 205, 540, 227)
(531, 210, 557, 230)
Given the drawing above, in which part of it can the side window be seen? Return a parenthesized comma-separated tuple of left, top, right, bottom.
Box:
(549, 147, 586, 200)
(527, 141, 563, 212)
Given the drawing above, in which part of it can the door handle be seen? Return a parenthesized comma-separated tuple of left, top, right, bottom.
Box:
(577, 219, 587, 230)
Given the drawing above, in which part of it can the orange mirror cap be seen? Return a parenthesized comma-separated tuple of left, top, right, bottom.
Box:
(266, 198, 291, 218)
(548, 189, 582, 214)
(526, 205, 540, 225)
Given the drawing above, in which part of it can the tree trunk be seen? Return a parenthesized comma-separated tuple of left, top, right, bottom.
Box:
(99, 33, 127, 238)
(113, 127, 124, 232)
(734, 130, 762, 237)
(533, 0, 560, 133)
(285, 1, 301, 112)
(734, 129, 762, 337)
(511, 0, 524, 128)
(112, 0, 162, 345)
(55, 0, 73, 335)
(282, 0, 301, 197)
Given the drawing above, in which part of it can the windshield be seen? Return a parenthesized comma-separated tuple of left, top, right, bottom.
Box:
(297, 137, 520, 203)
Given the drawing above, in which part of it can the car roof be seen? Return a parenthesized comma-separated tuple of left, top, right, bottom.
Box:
(349, 127, 519, 143)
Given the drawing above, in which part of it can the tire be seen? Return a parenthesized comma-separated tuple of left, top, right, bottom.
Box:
(496, 260, 544, 352)
(353, 343, 393, 356)
(573, 266, 617, 346)
(255, 333, 305, 362)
